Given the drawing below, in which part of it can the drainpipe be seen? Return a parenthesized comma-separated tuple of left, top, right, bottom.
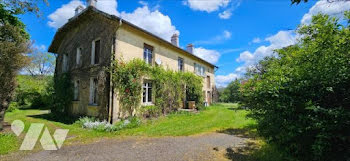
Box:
(108, 18, 123, 124)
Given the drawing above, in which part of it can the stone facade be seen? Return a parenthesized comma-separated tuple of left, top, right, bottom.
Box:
(49, 7, 216, 122)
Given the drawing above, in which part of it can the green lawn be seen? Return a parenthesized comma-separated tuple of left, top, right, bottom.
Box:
(1, 103, 256, 155)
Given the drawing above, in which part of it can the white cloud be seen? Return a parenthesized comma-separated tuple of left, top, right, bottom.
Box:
(219, 10, 232, 19)
(215, 73, 239, 87)
(218, 1, 240, 19)
(185, 0, 230, 12)
(48, 1, 178, 41)
(237, 30, 296, 68)
(120, 6, 179, 41)
(48, 0, 85, 29)
(195, 30, 231, 45)
(301, 0, 350, 24)
(251, 37, 261, 44)
(219, 0, 350, 87)
(95, 0, 118, 16)
(214, 31, 297, 87)
(48, 0, 119, 29)
(193, 47, 220, 64)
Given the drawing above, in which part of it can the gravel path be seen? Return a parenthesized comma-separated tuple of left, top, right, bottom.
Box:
(14, 133, 247, 161)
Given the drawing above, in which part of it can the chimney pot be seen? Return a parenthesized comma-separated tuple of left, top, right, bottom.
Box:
(87, 0, 97, 7)
(187, 44, 194, 54)
(171, 34, 179, 47)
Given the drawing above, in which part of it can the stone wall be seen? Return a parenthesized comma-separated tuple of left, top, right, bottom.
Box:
(55, 12, 117, 119)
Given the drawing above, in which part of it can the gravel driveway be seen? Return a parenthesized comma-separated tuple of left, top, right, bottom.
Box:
(8, 132, 247, 161)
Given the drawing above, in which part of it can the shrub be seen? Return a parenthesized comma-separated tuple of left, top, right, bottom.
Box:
(140, 105, 161, 118)
(14, 75, 53, 108)
(241, 13, 350, 161)
(6, 102, 19, 112)
(76, 116, 141, 132)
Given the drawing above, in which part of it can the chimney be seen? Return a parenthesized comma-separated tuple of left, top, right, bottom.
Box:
(87, 0, 97, 7)
(75, 5, 84, 16)
(186, 44, 194, 54)
(171, 34, 179, 47)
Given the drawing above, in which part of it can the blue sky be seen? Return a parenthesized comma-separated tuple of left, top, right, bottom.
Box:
(19, 0, 350, 87)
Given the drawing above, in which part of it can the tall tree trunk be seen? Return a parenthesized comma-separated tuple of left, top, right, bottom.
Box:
(0, 101, 9, 131)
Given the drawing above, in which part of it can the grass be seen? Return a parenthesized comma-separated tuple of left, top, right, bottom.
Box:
(0, 103, 256, 155)
(0, 133, 19, 155)
(118, 103, 256, 136)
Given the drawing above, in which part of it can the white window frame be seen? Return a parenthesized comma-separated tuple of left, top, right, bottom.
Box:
(194, 63, 205, 77)
(91, 39, 100, 65)
(73, 80, 79, 101)
(89, 78, 98, 105)
(142, 81, 153, 104)
(76, 47, 82, 66)
(144, 45, 153, 65)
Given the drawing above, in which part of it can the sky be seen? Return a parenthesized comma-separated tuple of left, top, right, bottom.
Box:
(19, 0, 350, 87)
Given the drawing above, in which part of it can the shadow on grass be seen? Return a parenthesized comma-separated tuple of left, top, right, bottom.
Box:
(28, 112, 79, 124)
(218, 126, 285, 161)
(225, 141, 260, 161)
(217, 124, 258, 139)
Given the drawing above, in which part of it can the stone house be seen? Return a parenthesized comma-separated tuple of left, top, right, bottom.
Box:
(48, 2, 217, 122)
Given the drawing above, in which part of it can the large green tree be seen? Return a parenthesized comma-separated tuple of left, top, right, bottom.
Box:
(0, 0, 46, 130)
(241, 12, 350, 161)
(219, 79, 241, 103)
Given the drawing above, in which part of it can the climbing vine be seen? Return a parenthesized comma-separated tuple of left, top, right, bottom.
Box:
(110, 58, 203, 117)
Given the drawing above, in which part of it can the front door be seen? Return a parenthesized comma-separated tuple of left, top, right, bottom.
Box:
(207, 91, 211, 105)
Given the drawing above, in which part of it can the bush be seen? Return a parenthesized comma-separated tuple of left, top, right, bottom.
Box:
(140, 105, 161, 118)
(6, 102, 19, 112)
(76, 116, 141, 132)
(14, 75, 53, 109)
(241, 13, 350, 161)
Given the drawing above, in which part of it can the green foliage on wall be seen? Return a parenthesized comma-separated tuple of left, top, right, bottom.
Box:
(50, 73, 73, 114)
(111, 58, 203, 117)
(241, 12, 350, 161)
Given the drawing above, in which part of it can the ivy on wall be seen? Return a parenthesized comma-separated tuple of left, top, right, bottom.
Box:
(110, 58, 203, 117)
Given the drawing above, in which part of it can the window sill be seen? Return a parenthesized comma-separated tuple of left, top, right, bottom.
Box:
(142, 102, 154, 106)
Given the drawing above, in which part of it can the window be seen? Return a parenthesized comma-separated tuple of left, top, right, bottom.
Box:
(62, 53, 68, 72)
(143, 44, 153, 65)
(76, 47, 82, 66)
(207, 76, 210, 88)
(194, 63, 205, 76)
(178, 57, 184, 72)
(143, 82, 152, 104)
(91, 39, 100, 64)
(74, 80, 80, 101)
(89, 78, 98, 105)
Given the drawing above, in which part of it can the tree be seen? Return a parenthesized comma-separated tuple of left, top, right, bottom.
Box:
(219, 79, 241, 103)
(25, 47, 56, 76)
(241, 12, 350, 161)
(0, 0, 46, 130)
